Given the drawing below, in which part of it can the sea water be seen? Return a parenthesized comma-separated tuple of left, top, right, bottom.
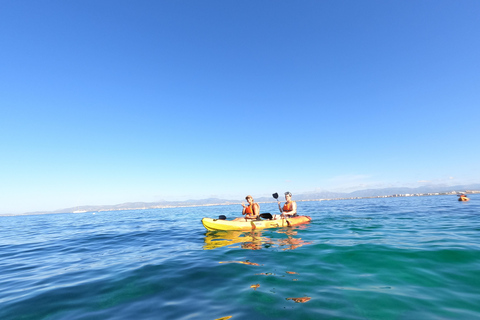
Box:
(1, 195, 479, 320)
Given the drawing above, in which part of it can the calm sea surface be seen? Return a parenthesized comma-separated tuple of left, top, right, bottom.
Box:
(1, 195, 479, 320)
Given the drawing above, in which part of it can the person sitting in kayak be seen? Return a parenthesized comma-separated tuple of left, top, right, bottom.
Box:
(458, 194, 469, 201)
(234, 195, 260, 221)
(277, 191, 297, 218)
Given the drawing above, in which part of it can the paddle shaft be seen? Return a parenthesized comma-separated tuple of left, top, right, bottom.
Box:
(273, 193, 291, 226)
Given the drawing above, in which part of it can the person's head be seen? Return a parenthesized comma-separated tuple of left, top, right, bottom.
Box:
(285, 191, 292, 200)
(245, 195, 254, 203)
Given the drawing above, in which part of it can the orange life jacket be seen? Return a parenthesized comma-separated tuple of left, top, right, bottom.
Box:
(283, 202, 293, 212)
(245, 203, 258, 217)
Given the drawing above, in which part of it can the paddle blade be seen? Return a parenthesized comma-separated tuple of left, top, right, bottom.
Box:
(260, 213, 273, 220)
(272, 193, 279, 200)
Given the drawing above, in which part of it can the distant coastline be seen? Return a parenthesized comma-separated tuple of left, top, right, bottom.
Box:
(297, 189, 479, 202)
(2, 184, 479, 217)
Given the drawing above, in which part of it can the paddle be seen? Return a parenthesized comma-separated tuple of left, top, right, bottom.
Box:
(272, 193, 291, 226)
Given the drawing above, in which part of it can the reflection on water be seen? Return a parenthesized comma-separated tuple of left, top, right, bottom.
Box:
(250, 284, 260, 290)
(205, 227, 315, 311)
(203, 230, 269, 250)
(286, 297, 311, 303)
(203, 228, 312, 251)
(276, 229, 313, 251)
(218, 260, 260, 266)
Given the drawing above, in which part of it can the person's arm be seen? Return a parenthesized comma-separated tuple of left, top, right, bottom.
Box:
(241, 203, 247, 215)
(253, 203, 260, 217)
(277, 201, 283, 213)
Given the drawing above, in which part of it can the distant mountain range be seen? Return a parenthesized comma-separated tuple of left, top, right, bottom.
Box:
(23, 183, 480, 215)
(291, 183, 480, 200)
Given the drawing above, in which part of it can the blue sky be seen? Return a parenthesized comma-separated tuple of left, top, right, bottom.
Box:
(1, 1, 479, 214)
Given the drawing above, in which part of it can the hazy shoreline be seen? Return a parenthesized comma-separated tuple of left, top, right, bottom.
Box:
(2, 189, 478, 217)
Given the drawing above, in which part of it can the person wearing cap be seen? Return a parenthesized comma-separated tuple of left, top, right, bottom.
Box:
(277, 192, 297, 218)
(234, 195, 260, 221)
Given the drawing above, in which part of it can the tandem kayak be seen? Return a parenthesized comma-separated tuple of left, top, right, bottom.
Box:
(201, 215, 312, 231)
(458, 197, 470, 201)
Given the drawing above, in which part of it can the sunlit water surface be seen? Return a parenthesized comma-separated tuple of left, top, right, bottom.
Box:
(1, 195, 479, 320)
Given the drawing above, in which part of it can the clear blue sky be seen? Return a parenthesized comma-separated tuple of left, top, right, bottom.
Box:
(1, 1, 479, 214)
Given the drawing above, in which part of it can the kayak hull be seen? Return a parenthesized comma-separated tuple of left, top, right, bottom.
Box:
(201, 216, 312, 231)
(458, 197, 469, 201)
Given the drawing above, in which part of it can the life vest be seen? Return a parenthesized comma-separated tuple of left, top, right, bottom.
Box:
(283, 201, 293, 212)
(245, 203, 259, 217)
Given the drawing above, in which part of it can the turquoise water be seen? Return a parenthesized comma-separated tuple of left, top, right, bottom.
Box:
(1, 195, 479, 320)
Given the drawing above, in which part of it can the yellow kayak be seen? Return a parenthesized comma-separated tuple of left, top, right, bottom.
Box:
(201, 215, 312, 231)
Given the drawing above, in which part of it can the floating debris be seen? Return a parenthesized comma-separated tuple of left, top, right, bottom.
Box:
(286, 297, 311, 303)
(255, 272, 275, 276)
